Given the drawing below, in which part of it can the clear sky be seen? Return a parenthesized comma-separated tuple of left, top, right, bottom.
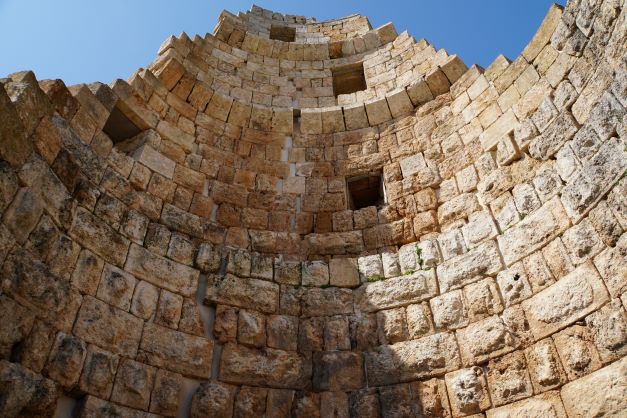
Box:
(0, 0, 563, 86)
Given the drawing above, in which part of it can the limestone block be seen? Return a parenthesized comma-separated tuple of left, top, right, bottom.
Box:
(486, 351, 533, 406)
(381, 251, 400, 278)
(205, 91, 233, 122)
(220, 342, 310, 389)
(496, 262, 533, 307)
(462, 210, 498, 248)
(366, 332, 461, 386)
(593, 235, 627, 298)
(585, 298, 627, 363)
(479, 109, 518, 151)
(190, 381, 237, 418)
(300, 108, 322, 134)
(78, 344, 119, 399)
(524, 338, 567, 393)
(386, 88, 414, 118)
(125, 243, 198, 297)
(425, 68, 450, 97)
(0, 360, 59, 417)
(329, 258, 360, 288)
(148, 369, 183, 416)
(74, 296, 142, 357)
(406, 78, 433, 106)
(274, 258, 302, 285)
(205, 274, 279, 314)
(44, 332, 86, 389)
(343, 103, 369, 130)
(561, 219, 603, 265)
(110, 359, 156, 410)
(301, 287, 353, 317)
(355, 270, 438, 312)
(445, 367, 491, 416)
(376, 307, 409, 344)
(588, 201, 623, 247)
(267, 314, 298, 351)
(2, 187, 43, 244)
(456, 315, 516, 365)
(497, 197, 570, 266)
(437, 228, 467, 261)
(441, 54, 468, 84)
(69, 207, 130, 267)
(529, 112, 578, 160)
(437, 192, 480, 225)
(430, 290, 468, 331)
(522, 261, 609, 340)
(365, 97, 392, 126)
(96, 263, 137, 311)
(522, 4, 564, 61)
(358, 254, 384, 281)
(302, 260, 330, 287)
(233, 386, 267, 418)
(139, 321, 213, 378)
(130, 280, 159, 320)
(321, 106, 345, 133)
(463, 278, 504, 322)
(155, 289, 183, 329)
(133, 144, 175, 179)
(3, 249, 82, 333)
(436, 240, 503, 293)
(313, 351, 364, 392)
(486, 391, 567, 418)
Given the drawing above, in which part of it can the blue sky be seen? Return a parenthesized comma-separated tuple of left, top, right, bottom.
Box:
(0, 1, 563, 86)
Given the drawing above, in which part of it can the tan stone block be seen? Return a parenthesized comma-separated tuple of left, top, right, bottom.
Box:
(300, 108, 322, 134)
(522, 261, 609, 340)
(522, 4, 564, 62)
(321, 106, 345, 133)
(486, 391, 567, 418)
(386, 88, 414, 118)
(484, 54, 510, 82)
(560, 356, 627, 417)
(343, 103, 369, 130)
(365, 97, 392, 126)
(425, 67, 450, 97)
(479, 109, 518, 151)
(205, 91, 233, 122)
(354, 270, 438, 312)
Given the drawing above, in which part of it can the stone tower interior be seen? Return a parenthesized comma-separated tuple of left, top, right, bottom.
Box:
(0, 1, 626, 417)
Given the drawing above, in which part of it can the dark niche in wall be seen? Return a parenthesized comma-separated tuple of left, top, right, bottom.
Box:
(332, 62, 367, 97)
(270, 25, 296, 42)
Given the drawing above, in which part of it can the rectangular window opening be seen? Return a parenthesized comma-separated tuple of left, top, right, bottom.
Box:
(103, 103, 143, 145)
(332, 62, 367, 97)
(270, 25, 296, 42)
(347, 171, 385, 210)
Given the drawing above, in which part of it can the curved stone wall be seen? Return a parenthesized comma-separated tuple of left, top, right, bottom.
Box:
(0, 1, 626, 417)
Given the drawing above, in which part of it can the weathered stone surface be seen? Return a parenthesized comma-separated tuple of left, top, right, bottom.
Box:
(456, 315, 516, 365)
(125, 243, 198, 297)
(220, 343, 310, 389)
(0, 360, 59, 417)
(150, 369, 183, 416)
(0, 295, 34, 359)
(365, 332, 461, 385)
(69, 207, 130, 267)
(445, 366, 491, 416)
(302, 287, 353, 317)
(44, 332, 86, 389)
(78, 344, 119, 399)
(497, 197, 570, 266)
(560, 357, 627, 417)
(205, 274, 279, 314)
(111, 358, 156, 410)
(138, 322, 213, 378)
(522, 261, 609, 340)
(2, 249, 82, 333)
(486, 391, 567, 418)
(74, 296, 143, 357)
(313, 351, 364, 391)
(355, 270, 438, 312)
(436, 240, 503, 292)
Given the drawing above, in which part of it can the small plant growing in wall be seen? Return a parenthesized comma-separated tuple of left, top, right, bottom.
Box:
(367, 275, 385, 283)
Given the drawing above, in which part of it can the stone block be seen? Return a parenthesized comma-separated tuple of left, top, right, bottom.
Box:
(313, 351, 364, 391)
(366, 332, 461, 386)
(486, 351, 533, 406)
(456, 315, 516, 365)
(365, 97, 392, 126)
(220, 342, 310, 389)
(560, 356, 627, 417)
(0, 360, 59, 417)
(436, 240, 503, 293)
(302, 260, 330, 287)
(111, 358, 156, 410)
(125, 243, 198, 297)
(329, 258, 360, 288)
(522, 261, 609, 340)
(486, 391, 567, 418)
(44, 332, 86, 389)
(355, 270, 438, 312)
(139, 322, 213, 378)
(79, 344, 119, 399)
(445, 367, 491, 416)
(301, 287, 353, 317)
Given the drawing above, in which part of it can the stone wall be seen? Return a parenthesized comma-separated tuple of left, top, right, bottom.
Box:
(0, 1, 626, 417)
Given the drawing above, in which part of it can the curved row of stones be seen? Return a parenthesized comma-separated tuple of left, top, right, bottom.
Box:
(0, 1, 626, 417)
